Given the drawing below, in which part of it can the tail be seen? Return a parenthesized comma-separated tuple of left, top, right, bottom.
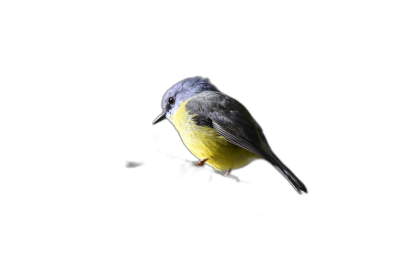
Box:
(263, 151, 308, 194)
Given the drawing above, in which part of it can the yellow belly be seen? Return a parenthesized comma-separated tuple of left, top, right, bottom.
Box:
(171, 100, 258, 172)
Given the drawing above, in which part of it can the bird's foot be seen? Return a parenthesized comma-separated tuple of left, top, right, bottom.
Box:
(194, 158, 208, 166)
(224, 169, 239, 183)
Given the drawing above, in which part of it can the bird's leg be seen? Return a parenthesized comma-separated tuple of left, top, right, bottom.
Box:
(224, 169, 239, 183)
(194, 158, 208, 166)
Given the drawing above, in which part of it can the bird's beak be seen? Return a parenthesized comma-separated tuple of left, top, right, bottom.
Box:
(153, 112, 166, 124)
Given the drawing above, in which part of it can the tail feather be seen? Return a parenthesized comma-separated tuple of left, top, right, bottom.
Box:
(263, 151, 307, 194)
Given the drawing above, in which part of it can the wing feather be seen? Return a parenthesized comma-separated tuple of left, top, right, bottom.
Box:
(186, 91, 270, 159)
(185, 91, 307, 194)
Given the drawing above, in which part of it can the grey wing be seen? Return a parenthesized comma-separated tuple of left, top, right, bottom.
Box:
(186, 91, 308, 194)
(186, 91, 270, 159)
(255, 121, 269, 147)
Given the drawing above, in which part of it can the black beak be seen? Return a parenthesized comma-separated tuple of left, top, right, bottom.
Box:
(153, 112, 166, 124)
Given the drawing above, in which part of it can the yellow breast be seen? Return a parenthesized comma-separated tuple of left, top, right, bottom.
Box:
(171, 99, 258, 172)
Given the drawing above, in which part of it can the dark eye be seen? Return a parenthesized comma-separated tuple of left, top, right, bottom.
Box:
(168, 97, 175, 105)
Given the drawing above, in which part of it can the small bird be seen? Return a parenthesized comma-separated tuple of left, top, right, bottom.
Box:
(153, 77, 307, 194)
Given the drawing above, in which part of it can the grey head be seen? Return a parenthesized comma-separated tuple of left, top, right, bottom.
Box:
(153, 77, 219, 124)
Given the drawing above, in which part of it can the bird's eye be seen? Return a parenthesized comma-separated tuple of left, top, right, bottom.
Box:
(168, 97, 175, 105)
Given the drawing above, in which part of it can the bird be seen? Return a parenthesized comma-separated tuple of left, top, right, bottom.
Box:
(153, 77, 307, 194)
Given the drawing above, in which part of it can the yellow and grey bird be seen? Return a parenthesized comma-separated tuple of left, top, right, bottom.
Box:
(153, 77, 307, 194)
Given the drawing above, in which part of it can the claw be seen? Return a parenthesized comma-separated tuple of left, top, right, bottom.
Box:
(194, 158, 208, 166)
